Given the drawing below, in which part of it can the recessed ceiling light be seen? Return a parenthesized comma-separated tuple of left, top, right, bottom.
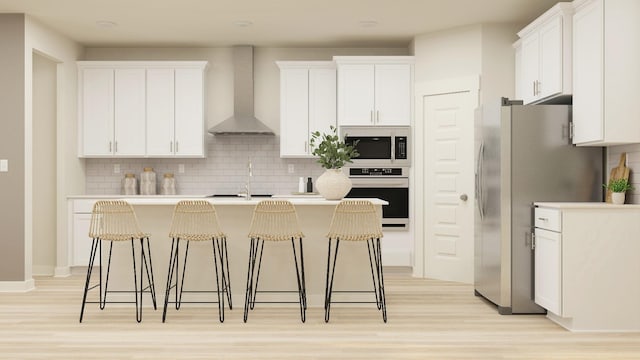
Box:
(233, 20, 253, 27)
(359, 20, 378, 28)
(96, 20, 117, 29)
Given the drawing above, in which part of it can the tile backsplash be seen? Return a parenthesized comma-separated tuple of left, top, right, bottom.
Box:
(85, 135, 325, 196)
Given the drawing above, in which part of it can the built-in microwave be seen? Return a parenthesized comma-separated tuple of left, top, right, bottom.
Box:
(341, 126, 410, 167)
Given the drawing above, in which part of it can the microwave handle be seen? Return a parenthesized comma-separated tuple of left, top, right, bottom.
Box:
(391, 135, 395, 163)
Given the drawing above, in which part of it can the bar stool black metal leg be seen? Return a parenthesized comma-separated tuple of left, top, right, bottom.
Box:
(291, 237, 306, 323)
(367, 239, 382, 310)
(100, 241, 114, 310)
(163, 238, 178, 322)
(324, 238, 340, 323)
(222, 237, 233, 309)
(299, 237, 307, 310)
(324, 238, 332, 311)
(176, 240, 190, 310)
(243, 237, 258, 322)
(142, 237, 157, 309)
(131, 238, 142, 323)
(250, 239, 264, 310)
(212, 238, 224, 323)
(79, 237, 99, 323)
(376, 238, 387, 322)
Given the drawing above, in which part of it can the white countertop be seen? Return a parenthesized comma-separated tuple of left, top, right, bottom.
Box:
(535, 202, 640, 209)
(68, 195, 388, 206)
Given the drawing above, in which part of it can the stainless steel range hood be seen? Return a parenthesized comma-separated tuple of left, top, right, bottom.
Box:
(208, 46, 274, 135)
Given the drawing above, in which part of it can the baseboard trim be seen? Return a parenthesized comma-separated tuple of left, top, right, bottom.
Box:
(382, 249, 412, 267)
(54, 266, 71, 277)
(32, 265, 54, 276)
(0, 279, 35, 292)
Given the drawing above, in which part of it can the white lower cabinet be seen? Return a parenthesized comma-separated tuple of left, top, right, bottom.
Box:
(534, 228, 562, 315)
(69, 200, 96, 267)
(534, 203, 640, 331)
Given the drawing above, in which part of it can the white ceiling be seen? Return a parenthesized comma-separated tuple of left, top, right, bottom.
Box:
(0, 0, 560, 47)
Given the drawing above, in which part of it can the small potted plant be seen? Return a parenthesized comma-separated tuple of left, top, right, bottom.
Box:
(310, 125, 359, 200)
(604, 178, 635, 204)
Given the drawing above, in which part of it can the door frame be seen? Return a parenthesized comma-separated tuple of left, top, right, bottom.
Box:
(413, 76, 479, 278)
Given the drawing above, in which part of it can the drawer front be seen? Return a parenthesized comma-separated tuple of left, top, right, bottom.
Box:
(73, 199, 98, 214)
(535, 207, 561, 232)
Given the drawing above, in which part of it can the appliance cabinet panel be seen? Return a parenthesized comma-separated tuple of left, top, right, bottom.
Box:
(534, 227, 562, 316)
(146, 68, 175, 156)
(337, 64, 375, 126)
(114, 68, 146, 156)
(174, 68, 205, 157)
(374, 64, 411, 126)
(81, 68, 114, 156)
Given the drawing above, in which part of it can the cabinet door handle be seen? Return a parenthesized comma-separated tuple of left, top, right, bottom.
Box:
(370, 110, 374, 123)
(115, 141, 118, 153)
(376, 110, 379, 123)
(304, 141, 308, 153)
(533, 81, 536, 96)
(170, 141, 173, 152)
(537, 217, 548, 221)
(109, 141, 112, 153)
(175, 141, 179, 153)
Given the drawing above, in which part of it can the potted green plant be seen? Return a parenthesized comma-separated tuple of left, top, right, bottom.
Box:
(604, 178, 635, 204)
(310, 125, 359, 200)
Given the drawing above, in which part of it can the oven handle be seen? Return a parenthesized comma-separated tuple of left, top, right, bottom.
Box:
(350, 178, 409, 187)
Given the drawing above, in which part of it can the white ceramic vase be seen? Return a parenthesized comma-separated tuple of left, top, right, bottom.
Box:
(611, 192, 625, 205)
(316, 168, 352, 200)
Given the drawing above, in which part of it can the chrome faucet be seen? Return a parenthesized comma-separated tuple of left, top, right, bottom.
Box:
(245, 157, 252, 200)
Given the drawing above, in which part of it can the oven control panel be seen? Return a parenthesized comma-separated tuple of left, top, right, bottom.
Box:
(349, 167, 407, 176)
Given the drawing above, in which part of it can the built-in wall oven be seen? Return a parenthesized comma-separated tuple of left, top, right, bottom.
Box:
(346, 167, 409, 230)
(341, 126, 410, 167)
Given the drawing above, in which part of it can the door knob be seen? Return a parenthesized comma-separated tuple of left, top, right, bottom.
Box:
(460, 194, 468, 201)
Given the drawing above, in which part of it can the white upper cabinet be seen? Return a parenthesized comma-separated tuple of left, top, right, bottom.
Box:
(114, 69, 146, 156)
(78, 61, 207, 158)
(516, 3, 572, 104)
(335, 57, 414, 126)
(572, 0, 640, 146)
(81, 68, 114, 156)
(277, 61, 336, 158)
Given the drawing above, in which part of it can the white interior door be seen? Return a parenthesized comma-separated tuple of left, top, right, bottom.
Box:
(423, 91, 475, 283)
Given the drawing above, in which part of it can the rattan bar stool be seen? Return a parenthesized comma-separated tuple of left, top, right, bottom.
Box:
(324, 200, 387, 322)
(162, 200, 232, 323)
(243, 200, 307, 322)
(79, 200, 157, 323)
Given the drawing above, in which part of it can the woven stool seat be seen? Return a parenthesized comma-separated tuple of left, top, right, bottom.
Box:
(163, 200, 232, 323)
(324, 200, 387, 322)
(80, 200, 157, 323)
(326, 200, 383, 241)
(168, 200, 226, 241)
(248, 200, 304, 241)
(89, 200, 148, 241)
(244, 200, 307, 322)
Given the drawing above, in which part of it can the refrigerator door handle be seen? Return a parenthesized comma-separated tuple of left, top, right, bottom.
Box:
(476, 142, 485, 219)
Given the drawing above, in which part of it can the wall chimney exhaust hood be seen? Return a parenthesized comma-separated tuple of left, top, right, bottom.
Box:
(208, 46, 274, 135)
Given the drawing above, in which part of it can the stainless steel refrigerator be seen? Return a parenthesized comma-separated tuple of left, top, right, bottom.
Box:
(474, 98, 603, 314)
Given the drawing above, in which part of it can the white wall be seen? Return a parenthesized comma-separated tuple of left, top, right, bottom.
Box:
(413, 25, 482, 85)
(32, 53, 57, 275)
(25, 16, 84, 278)
(480, 23, 521, 103)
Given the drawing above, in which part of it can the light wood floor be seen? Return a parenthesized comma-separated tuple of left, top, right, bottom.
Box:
(1, 269, 639, 359)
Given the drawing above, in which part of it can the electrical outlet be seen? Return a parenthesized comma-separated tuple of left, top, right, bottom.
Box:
(113, 164, 120, 174)
(288, 164, 295, 173)
(0, 159, 8, 172)
(178, 164, 185, 174)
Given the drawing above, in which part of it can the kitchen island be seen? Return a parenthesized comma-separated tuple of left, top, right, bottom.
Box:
(64, 196, 388, 308)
